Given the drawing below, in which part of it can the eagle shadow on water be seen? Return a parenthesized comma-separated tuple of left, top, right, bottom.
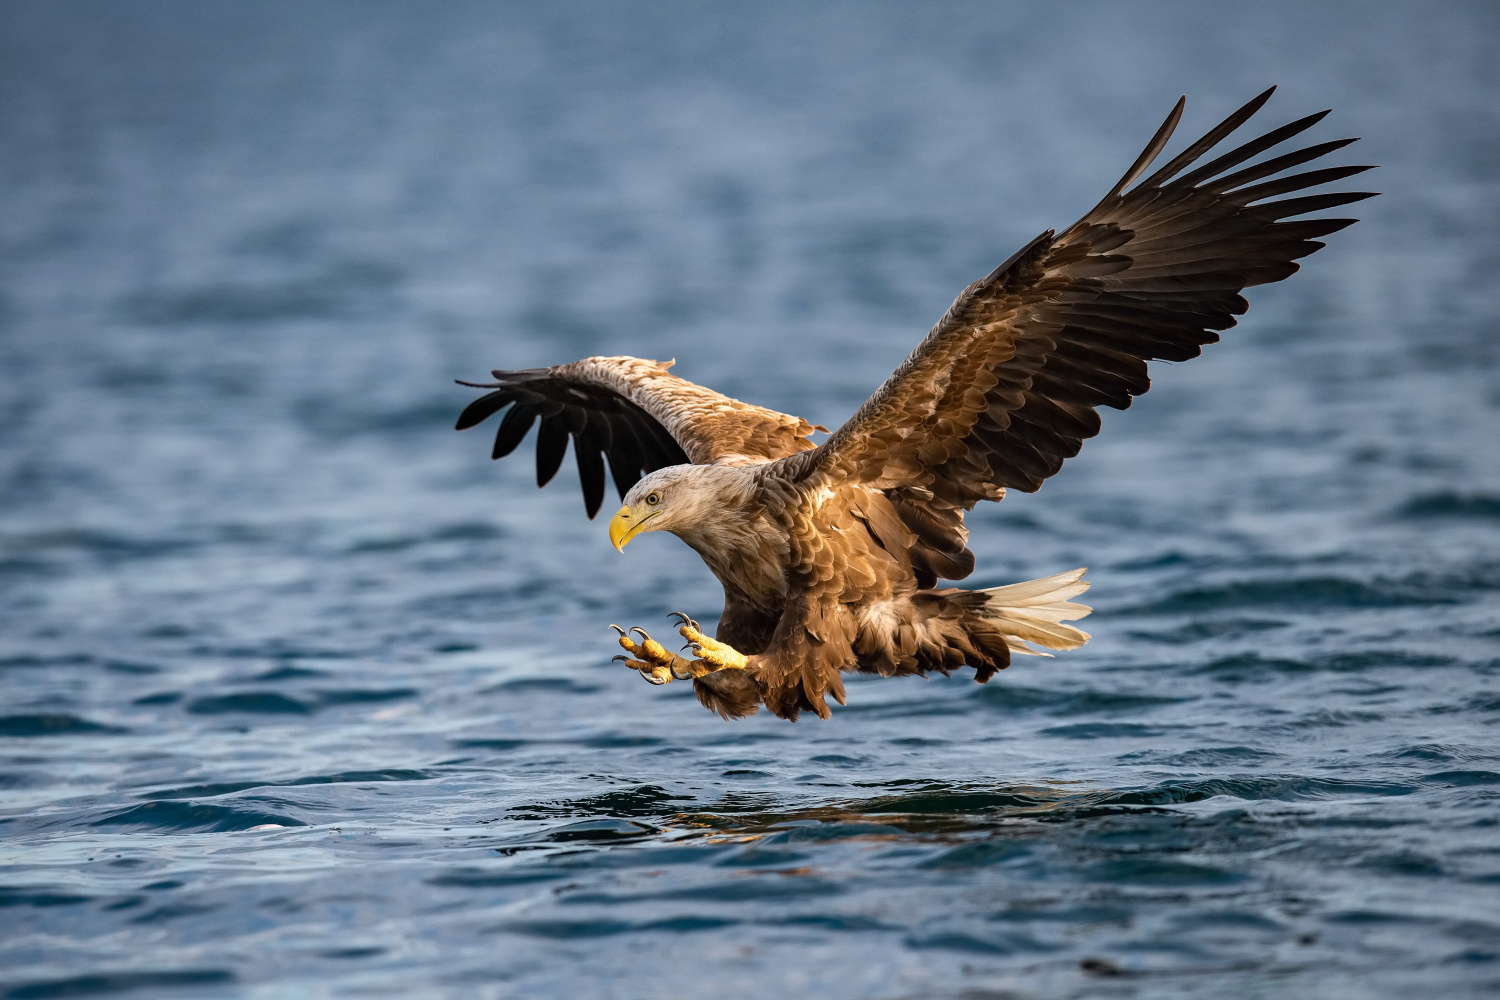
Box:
(456, 87, 1374, 722)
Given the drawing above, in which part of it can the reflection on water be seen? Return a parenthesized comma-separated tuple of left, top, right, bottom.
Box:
(2, 1, 1500, 998)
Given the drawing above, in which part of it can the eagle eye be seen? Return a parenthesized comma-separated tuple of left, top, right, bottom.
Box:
(645, 491, 662, 506)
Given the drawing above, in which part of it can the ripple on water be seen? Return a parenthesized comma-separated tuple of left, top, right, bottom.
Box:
(0, 714, 125, 736)
(310, 688, 418, 706)
(517, 774, 1429, 840)
(1150, 746, 1283, 766)
(971, 685, 1192, 714)
(917, 840, 1033, 869)
(92, 801, 308, 833)
(1187, 650, 1458, 682)
(139, 769, 436, 800)
(1379, 744, 1497, 763)
(904, 930, 1056, 955)
(185, 693, 312, 715)
(0, 886, 92, 908)
(481, 677, 601, 695)
(512, 785, 695, 819)
(2, 970, 235, 999)
(0, 655, 95, 670)
(1039, 722, 1178, 739)
(990, 905, 1133, 924)
(1122, 576, 1456, 615)
(534, 819, 661, 843)
(1086, 857, 1246, 887)
(426, 867, 569, 888)
(251, 666, 328, 681)
(1358, 850, 1444, 877)
(1093, 776, 1416, 805)
(494, 916, 739, 939)
(182, 688, 418, 714)
(1396, 492, 1500, 520)
(1419, 770, 1500, 787)
(1128, 619, 1290, 644)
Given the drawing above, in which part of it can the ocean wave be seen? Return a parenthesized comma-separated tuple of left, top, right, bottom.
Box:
(1085, 857, 1245, 886)
(1153, 746, 1282, 766)
(426, 867, 568, 888)
(0, 886, 91, 909)
(1396, 492, 1500, 520)
(92, 801, 307, 833)
(122, 261, 401, 326)
(3, 970, 234, 999)
(511, 785, 693, 819)
(672, 775, 1423, 834)
(1039, 722, 1178, 739)
(139, 768, 434, 800)
(310, 688, 418, 706)
(0, 714, 125, 737)
(904, 930, 1056, 955)
(1419, 770, 1500, 787)
(493, 915, 738, 939)
(1128, 618, 1289, 644)
(971, 685, 1191, 715)
(185, 693, 312, 715)
(1187, 650, 1459, 681)
(1120, 576, 1456, 615)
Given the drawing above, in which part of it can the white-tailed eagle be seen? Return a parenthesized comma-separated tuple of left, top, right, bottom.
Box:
(456, 88, 1373, 720)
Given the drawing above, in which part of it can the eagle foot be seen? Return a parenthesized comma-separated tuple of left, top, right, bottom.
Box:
(610, 624, 704, 685)
(669, 613, 748, 672)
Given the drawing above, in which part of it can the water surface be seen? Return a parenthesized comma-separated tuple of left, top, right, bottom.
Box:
(2, 3, 1498, 997)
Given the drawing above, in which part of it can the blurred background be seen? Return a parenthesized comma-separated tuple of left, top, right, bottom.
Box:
(1, 3, 1497, 998)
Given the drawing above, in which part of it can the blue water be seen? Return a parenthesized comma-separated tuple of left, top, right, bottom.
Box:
(2, 3, 1498, 997)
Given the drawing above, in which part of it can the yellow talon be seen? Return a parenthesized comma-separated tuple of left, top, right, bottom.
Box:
(610, 623, 700, 685)
(610, 617, 746, 687)
(631, 629, 675, 665)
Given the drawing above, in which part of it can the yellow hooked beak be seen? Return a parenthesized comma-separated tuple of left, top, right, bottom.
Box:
(608, 505, 659, 552)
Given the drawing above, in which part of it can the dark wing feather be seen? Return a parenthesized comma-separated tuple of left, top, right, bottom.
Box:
(488, 405, 536, 460)
(782, 88, 1375, 514)
(604, 414, 647, 498)
(574, 432, 608, 518)
(534, 415, 569, 487)
(456, 356, 820, 518)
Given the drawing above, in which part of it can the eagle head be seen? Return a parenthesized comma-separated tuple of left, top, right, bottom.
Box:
(608, 465, 747, 551)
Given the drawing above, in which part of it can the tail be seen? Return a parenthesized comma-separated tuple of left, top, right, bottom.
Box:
(977, 568, 1092, 656)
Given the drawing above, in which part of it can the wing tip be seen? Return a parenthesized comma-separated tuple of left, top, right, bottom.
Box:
(1105, 97, 1187, 200)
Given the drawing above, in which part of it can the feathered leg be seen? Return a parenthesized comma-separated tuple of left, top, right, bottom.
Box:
(671, 613, 748, 671)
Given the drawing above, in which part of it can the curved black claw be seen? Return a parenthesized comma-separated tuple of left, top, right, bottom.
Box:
(630, 627, 652, 643)
(611, 654, 629, 664)
(609, 624, 626, 636)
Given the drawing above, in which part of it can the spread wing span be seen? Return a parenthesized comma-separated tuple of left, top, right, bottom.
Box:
(456, 356, 820, 518)
(784, 87, 1375, 504)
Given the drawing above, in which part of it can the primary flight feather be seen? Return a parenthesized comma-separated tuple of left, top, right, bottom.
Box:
(456, 88, 1374, 721)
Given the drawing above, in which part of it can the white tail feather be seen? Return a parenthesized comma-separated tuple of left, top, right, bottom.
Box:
(978, 568, 1092, 656)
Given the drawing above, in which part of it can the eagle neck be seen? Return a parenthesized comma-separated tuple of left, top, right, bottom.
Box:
(669, 469, 787, 613)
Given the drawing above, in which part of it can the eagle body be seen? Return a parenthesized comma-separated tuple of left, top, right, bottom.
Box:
(620, 463, 1041, 719)
(456, 89, 1374, 721)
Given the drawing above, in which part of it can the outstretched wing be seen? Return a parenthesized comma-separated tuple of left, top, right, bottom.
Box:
(782, 87, 1375, 506)
(456, 355, 821, 518)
